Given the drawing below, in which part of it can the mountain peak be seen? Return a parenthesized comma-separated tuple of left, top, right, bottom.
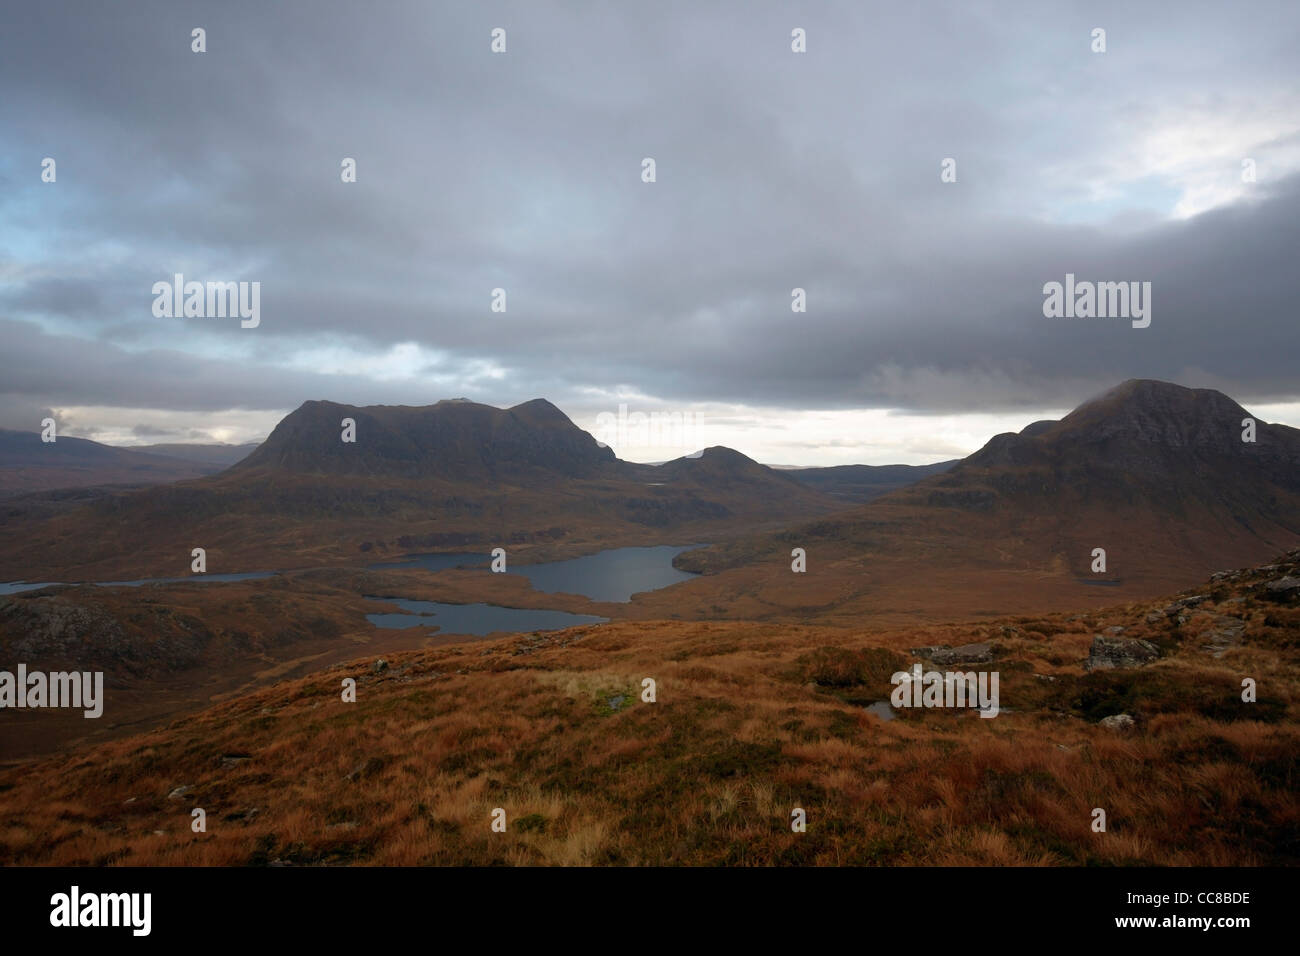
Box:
(234, 397, 614, 480)
(508, 398, 574, 428)
(1053, 380, 1251, 447)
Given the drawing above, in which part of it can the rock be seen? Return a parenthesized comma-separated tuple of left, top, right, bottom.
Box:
(606, 695, 626, 710)
(1103, 625, 1126, 636)
(1085, 635, 1159, 671)
(372, 658, 389, 674)
(166, 785, 193, 800)
(1163, 595, 1208, 617)
(1144, 611, 1163, 624)
(913, 642, 994, 665)
(219, 754, 251, 769)
(1264, 576, 1300, 595)
(1100, 713, 1136, 731)
(1200, 615, 1246, 657)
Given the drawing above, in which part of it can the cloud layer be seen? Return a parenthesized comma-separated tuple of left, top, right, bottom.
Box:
(2, 1, 1297, 461)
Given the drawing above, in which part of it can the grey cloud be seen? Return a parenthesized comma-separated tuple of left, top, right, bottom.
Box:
(1, 0, 1297, 435)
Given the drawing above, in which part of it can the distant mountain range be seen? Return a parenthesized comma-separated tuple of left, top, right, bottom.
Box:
(668, 380, 1300, 621)
(132, 442, 258, 468)
(784, 460, 959, 502)
(3, 382, 1297, 610)
(0, 430, 258, 496)
(0, 399, 840, 579)
(1, 408, 948, 504)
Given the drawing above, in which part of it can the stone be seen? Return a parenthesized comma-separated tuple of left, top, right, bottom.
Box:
(372, 658, 389, 673)
(166, 784, 193, 800)
(1085, 635, 1159, 670)
(1163, 595, 1208, 617)
(1200, 616, 1246, 657)
(912, 642, 994, 665)
(1100, 713, 1136, 731)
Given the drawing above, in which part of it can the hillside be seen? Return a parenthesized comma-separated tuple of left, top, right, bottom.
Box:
(0, 400, 841, 580)
(671, 381, 1300, 621)
(2, 549, 1295, 865)
(0, 429, 213, 496)
(785, 460, 960, 503)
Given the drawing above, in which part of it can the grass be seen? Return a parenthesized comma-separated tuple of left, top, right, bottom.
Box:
(1, 558, 1298, 866)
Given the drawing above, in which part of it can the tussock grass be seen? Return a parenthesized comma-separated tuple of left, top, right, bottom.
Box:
(2, 571, 1298, 866)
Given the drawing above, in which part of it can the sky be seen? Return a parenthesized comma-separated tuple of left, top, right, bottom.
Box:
(2, 0, 1298, 465)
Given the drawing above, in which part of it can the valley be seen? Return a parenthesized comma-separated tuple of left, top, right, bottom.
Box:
(1, 380, 1298, 866)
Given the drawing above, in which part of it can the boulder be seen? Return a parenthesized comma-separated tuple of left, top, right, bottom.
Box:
(1085, 635, 1159, 670)
(1099, 713, 1136, 731)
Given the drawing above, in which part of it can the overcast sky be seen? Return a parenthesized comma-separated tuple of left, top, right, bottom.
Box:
(2, 0, 1298, 465)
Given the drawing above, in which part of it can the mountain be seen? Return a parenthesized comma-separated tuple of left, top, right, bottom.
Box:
(0, 429, 212, 496)
(786, 460, 959, 503)
(670, 381, 1300, 623)
(0, 399, 841, 579)
(921, 379, 1299, 523)
(235, 398, 615, 480)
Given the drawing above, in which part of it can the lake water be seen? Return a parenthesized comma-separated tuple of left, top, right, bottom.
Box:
(0, 570, 276, 595)
(2, 545, 699, 635)
(369, 544, 697, 603)
(365, 598, 606, 636)
(864, 701, 897, 721)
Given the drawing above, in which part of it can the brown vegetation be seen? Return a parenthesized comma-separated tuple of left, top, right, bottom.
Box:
(2, 554, 1296, 866)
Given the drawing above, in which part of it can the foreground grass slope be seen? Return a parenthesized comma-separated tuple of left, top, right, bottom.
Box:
(2, 552, 1297, 866)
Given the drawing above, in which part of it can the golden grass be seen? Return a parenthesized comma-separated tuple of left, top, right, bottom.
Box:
(1, 576, 1297, 866)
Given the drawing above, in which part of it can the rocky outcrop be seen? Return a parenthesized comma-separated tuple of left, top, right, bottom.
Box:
(1085, 635, 1159, 670)
(910, 641, 994, 665)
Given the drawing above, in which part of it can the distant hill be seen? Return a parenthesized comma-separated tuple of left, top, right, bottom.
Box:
(0, 399, 841, 579)
(785, 460, 959, 503)
(133, 442, 258, 468)
(0, 429, 212, 496)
